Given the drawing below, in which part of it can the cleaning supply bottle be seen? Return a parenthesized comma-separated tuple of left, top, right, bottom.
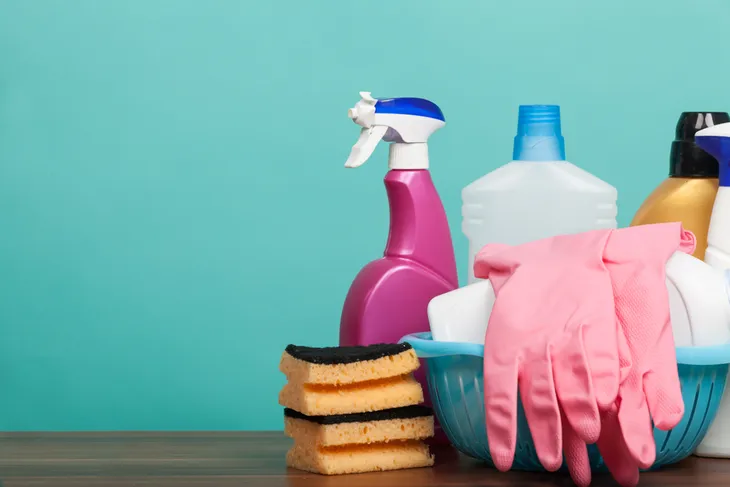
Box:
(462, 105, 618, 284)
(698, 122, 730, 270)
(339, 91, 458, 441)
(631, 112, 730, 260)
(693, 122, 730, 457)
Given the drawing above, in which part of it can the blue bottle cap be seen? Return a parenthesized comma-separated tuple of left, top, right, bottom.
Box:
(512, 105, 566, 162)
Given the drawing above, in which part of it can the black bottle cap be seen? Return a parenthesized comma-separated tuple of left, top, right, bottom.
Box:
(670, 112, 730, 178)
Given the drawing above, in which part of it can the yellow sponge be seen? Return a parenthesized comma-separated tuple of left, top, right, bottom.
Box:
(279, 342, 420, 386)
(286, 440, 434, 475)
(283, 405, 434, 447)
(279, 374, 423, 416)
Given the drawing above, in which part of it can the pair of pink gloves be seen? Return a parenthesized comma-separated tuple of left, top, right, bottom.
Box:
(473, 222, 696, 487)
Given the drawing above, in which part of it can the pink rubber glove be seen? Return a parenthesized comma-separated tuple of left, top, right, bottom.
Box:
(597, 223, 695, 487)
(474, 230, 621, 473)
(559, 223, 696, 487)
(562, 321, 634, 487)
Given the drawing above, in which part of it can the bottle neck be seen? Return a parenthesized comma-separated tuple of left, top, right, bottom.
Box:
(389, 143, 429, 170)
(383, 170, 458, 286)
(512, 106, 565, 162)
(721, 162, 730, 188)
(669, 141, 719, 178)
(512, 134, 565, 161)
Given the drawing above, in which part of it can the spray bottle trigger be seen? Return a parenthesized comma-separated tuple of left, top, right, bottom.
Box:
(345, 125, 388, 168)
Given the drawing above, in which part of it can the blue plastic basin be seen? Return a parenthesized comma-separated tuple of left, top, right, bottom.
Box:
(400, 332, 730, 472)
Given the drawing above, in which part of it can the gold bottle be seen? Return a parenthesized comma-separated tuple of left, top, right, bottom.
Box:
(631, 112, 730, 260)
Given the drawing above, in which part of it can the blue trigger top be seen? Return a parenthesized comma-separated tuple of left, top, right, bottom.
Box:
(374, 97, 445, 122)
(696, 125, 730, 187)
(697, 136, 730, 187)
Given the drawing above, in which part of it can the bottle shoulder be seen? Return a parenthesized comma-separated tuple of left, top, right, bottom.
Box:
(462, 161, 617, 198)
(346, 257, 453, 291)
(632, 178, 719, 225)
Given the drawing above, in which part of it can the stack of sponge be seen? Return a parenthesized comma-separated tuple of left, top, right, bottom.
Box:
(278, 342, 435, 475)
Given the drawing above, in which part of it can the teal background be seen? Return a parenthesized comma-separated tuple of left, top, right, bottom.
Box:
(0, 0, 729, 431)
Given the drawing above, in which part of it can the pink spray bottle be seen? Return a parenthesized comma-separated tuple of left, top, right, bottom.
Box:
(340, 92, 459, 442)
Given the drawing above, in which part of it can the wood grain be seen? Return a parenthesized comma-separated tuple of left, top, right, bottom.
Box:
(0, 431, 728, 486)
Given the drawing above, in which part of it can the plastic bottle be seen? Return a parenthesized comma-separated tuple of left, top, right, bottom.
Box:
(698, 122, 730, 270)
(631, 112, 730, 260)
(427, 251, 730, 350)
(339, 92, 459, 441)
(462, 105, 618, 283)
(693, 122, 730, 457)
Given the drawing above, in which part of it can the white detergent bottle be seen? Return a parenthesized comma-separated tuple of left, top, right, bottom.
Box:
(427, 251, 730, 350)
(462, 105, 618, 283)
(693, 122, 730, 458)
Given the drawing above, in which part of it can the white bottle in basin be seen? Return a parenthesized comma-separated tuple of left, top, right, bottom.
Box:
(462, 105, 618, 284)
(702, 122, 730, 270)
(428, 251, 730, 350)
(693, 122, 730, 458)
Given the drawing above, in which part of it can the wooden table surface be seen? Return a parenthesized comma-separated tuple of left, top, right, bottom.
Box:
(0, 431, 729, 486)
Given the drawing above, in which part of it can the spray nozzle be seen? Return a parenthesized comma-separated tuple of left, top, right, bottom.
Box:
(344, 92, 446, 170)
(347, 91, 377, 128)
